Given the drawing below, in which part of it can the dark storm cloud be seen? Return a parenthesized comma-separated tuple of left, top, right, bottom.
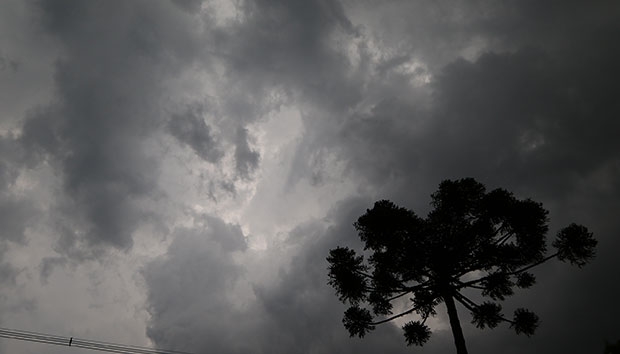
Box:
(0, 134, 37, 255)
(0, 54, 18, 73)
(0, 197, 35, 244)
(213, 0, 359, 110)
(0, 192, 31, 282)
(0, 135, 38, 293)
(0, 136, 22, 191)
(18, 0, 203, 250)
(226, 0, 353, 76)
(338, 4, 620, 211)
(171, 0, 203, 13)
(168, 107, 223, 163)
(143, 215, 250, 353)
(38, 256, 67, 283)
(234, 127, 259, 179)
(273, 1, 620, 204)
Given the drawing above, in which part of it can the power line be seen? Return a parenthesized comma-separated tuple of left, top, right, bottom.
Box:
(0, 327, 193, 354)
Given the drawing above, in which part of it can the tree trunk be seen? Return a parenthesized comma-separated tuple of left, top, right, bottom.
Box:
(444, 293, 468, 354)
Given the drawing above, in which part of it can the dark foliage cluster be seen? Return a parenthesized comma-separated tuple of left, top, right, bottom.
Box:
(327, 178, 597, 349)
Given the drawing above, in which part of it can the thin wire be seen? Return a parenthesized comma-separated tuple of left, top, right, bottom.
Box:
(0, 326, 193, 354)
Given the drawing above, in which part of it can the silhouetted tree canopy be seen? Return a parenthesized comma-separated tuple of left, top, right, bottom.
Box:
(327, 178, 597, 354)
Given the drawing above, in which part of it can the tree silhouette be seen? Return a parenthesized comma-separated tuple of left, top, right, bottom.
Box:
(605, 340, 620, 354)
(327, 178, 597, 354)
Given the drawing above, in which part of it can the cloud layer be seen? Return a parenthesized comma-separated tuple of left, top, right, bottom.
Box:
(0, 0, 618, 353)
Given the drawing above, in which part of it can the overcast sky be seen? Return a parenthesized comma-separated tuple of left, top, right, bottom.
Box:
(0, 0, 619, 353)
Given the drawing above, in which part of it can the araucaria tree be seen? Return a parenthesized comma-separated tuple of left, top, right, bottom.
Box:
(327, 178, 597, 354)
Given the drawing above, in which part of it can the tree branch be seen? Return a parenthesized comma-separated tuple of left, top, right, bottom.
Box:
(403, 279, 433, 292)
(376, 278, 433, 294)
(370, 305, 420, 325)
(456, 280, 484, 290)
(494, 232, 514, 246)
(453, 292, 515, 325)
(452, 292, 476, 312)
(508, 252, 559, 276)
(355, 270, 374, 278)
(387, 290, 412, 302)
(458, 252, 559, 288)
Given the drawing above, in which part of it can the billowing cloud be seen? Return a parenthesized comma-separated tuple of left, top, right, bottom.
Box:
(234, 127, 259, 179)
(142, 215, 250, 353)
(168, 106, 223, 163)
(16, 0, 205, 250)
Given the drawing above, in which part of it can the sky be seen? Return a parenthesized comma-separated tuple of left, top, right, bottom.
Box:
(0, 0, 619, 353)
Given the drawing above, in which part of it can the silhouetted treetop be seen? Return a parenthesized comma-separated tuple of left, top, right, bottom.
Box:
(327, 178, 597, 354)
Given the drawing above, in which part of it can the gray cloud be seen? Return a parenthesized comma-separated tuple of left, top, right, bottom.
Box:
(0, 55, 18, 73)
(17, 0, 204, 251)
(210, 0, 360, 119)
(234, 127, 259, 179)
(0, 196, 35, 244)
(221, 0, 353, 80)
(168, 107, 223, 163)
(38, 256, 67, 283)
(143, 215, 249, 353)
(2, 0, 619, 353)
(0, 135, 38, 284)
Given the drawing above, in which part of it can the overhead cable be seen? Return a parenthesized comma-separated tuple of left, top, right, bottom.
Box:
(0, 327, 192, 354)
